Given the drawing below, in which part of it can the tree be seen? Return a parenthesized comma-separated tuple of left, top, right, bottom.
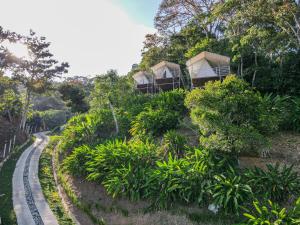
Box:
(185, 75, 280, 154)
(214, 0, 300, 87)
(59, 82, 89, 113)
(90, 70, 132, 134)
(155, 0, 223, 37)
(0, 75, 22, 122)
(0, 26, 22, 70)
(11, 30, 69, 129)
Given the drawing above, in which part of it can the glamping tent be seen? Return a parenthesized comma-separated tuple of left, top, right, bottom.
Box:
(132, 71, 154, 93)
(186, 51, 230, 88)
(151, 61, 182, 91)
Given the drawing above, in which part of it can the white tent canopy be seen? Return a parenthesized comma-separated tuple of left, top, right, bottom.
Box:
(151, 61, 181, 79)
(186, 51, 230, 79)
(132, 71, 153, 85)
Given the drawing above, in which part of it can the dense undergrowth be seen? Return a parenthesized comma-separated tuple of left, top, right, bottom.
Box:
(58, 76, 300, 224)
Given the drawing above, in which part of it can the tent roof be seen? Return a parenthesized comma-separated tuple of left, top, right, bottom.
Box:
(151, 61, 180, 71)
(186, 51, 230, 67)
(132, 71, 153, 82)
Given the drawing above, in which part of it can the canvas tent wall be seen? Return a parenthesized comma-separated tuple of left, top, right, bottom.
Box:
(186, 51, 230, 88)
(151, 61, 182, 91)
(132, 71, 154, 93)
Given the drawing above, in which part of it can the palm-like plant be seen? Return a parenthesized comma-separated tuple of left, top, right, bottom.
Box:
(211, 168, 253, 215)
(244, 163, 300, 202)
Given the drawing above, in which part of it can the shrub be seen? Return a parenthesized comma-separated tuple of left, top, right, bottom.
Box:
(145, 149, 236, 209)
(158, 130, 188, 159)
(244, 163, 300, 202)
(130, 108, 179, 137)
(103, 164, 152, 201)
(146, 155, 208, 209)
(148, 89, 187, 116)
(244, 198, 300, 225)
(62, 145, 95, 176)
(85, 139, 157, 183)
(60, 109, 115, 151)
(210, 168, 253, 215)
(185, 75, 281, 154)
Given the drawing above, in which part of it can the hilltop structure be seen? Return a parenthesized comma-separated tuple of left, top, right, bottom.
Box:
(133, 51, 231, 93)
(132, 71, 154, 93)
(151, 61, 182, 91)
(186, 51, 230, 88)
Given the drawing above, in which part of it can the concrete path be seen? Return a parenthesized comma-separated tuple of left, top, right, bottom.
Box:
(13, 132, 59, 225)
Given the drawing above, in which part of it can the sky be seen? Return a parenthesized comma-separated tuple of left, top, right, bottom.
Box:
(0, 0, 161, 77)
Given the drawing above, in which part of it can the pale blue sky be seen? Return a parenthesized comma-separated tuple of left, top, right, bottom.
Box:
(113, 0, 161, 27)
(0, 0, 161, 77)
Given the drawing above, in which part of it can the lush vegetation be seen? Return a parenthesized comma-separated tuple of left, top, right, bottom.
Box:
(57, 74, 300, 224)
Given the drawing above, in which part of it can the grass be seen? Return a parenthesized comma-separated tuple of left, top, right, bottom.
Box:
(0, 137, 34, 225)
(53, 137, 106, 225)
(39, 136, 74, 225)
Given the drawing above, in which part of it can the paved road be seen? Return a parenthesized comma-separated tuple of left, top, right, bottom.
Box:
(13, 132, 59, 225)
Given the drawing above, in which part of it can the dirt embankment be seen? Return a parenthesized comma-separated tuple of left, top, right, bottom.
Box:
(239, 132, 300, 173)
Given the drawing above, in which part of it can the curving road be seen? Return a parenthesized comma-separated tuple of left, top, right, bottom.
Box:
(13, 132, 59, 225)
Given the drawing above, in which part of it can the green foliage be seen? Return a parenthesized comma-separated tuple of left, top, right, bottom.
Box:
(148, 89, 187, 114)
(60, 109, 115, 151)
(244, 164, 300, 203)
(0, 76, 22, 120)
(185, 75, 280, 154)
(32, 109, 68, 130)
(146, 154, 208, 209)
(158, 130, 188, 159)
(130, 89, 187, 138)
(211, 168, 253, 215)
(63, 145, 95, 176)
(85, 139, 157, 183)
(130, 108, 179, 137)
(244, 198, 300, 225)
(59, 82, 89, 113)
(39, 137, 74, 225)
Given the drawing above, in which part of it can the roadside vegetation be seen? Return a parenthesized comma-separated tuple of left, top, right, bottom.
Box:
(0, 137, 34, 225)
(39, 136, 74, 225)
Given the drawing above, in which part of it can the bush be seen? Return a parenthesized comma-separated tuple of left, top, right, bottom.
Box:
(244, 198, 300, 225)
(244, 163, 300, 202)
(210, 168, 253, 215)
(130, 108, 179, 137)
(62, 145, 95, 176)
(60, 109, 115, 151)
(148, 89, 187, 116)
(158, 130, 188, 159)
(146, 155, 208, 209)
(85, 139, 157, 183)
(185, 75, 281, 154)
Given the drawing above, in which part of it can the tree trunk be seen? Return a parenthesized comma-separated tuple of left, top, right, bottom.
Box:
(7, 109, 12, 122)
(252, 52, 258, 87)
(241, 56, 244, 78)
(20, 89, 31, 131)
(108, 100, 119, 135)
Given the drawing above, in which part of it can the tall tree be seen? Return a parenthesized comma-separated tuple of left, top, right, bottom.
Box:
(155, 0, 223, 37)
(11, 30, 69, 129)
(0, 26, 22, 71)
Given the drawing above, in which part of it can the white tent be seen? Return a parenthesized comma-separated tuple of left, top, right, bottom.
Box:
(186, 51, 230, 88)
(132, 71, 153, 85)
(151, 61, 181, 79)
